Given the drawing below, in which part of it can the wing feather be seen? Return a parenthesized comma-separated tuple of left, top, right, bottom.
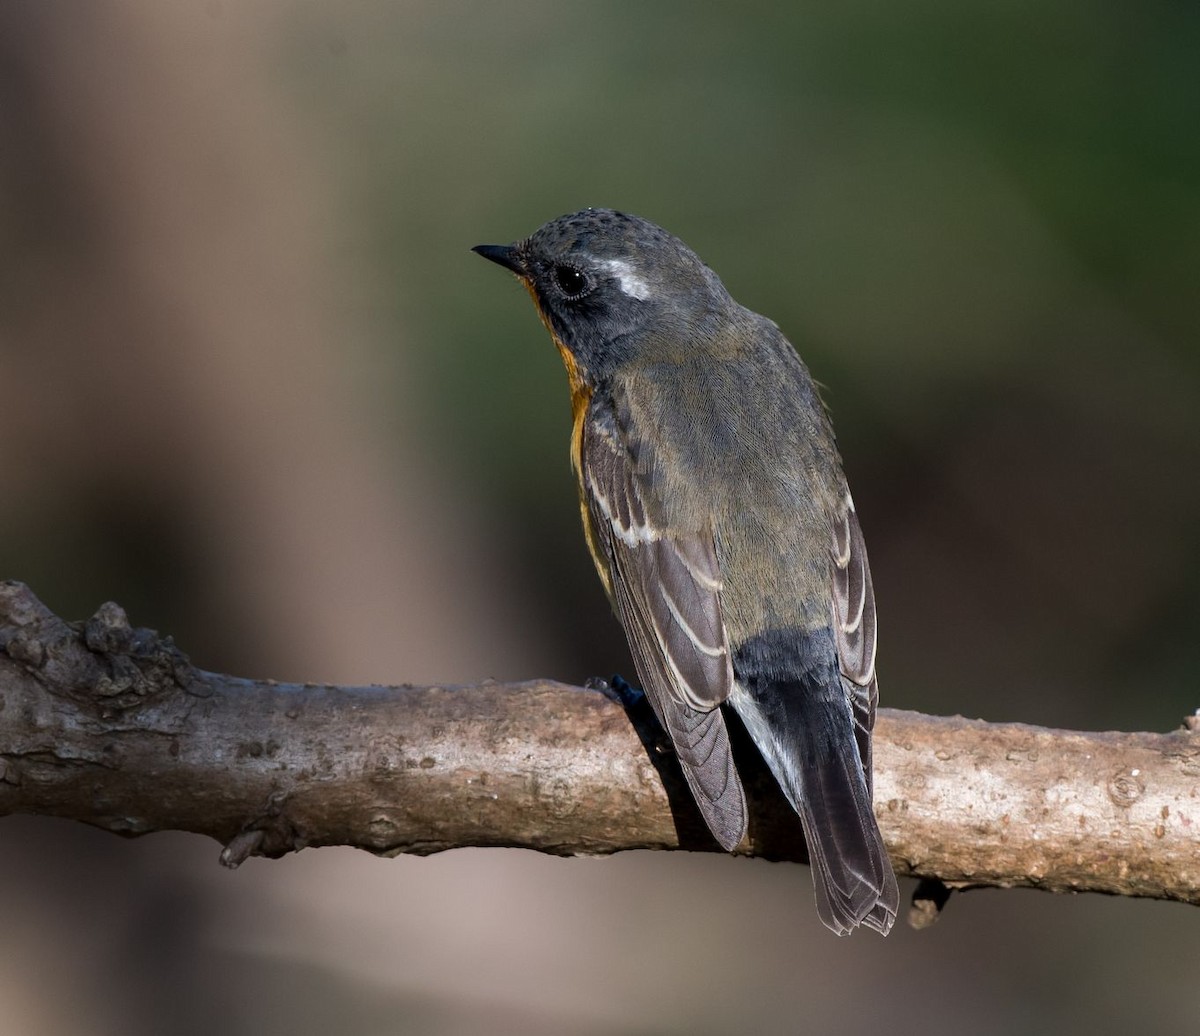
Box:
(833, 493, 877, 685)
(832, 493, 880, 793)
(583, 407, 746, 850)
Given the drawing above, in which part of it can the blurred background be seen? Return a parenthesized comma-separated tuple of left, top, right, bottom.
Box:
(0, 1, 1197, 1033)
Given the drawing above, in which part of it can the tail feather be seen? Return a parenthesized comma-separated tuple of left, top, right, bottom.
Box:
(729, 663, 898, 936)
(792, 725, 899, 935)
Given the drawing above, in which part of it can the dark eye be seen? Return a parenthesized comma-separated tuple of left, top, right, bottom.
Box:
(553, 264, 589, 298)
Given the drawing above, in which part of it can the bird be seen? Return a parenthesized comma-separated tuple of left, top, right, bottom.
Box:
(473, 208, 899, 935)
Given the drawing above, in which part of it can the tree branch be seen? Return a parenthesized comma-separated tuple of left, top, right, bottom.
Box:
(1, 581, 1197, 927)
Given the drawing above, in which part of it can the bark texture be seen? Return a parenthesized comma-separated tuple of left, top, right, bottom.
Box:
(1, 581, 1197, 924)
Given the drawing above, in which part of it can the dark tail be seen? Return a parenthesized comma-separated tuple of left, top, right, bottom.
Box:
(790, 708, 899, 935)
(730, 668, 898, 936)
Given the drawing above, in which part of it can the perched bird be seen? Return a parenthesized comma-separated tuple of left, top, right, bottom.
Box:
(474, 209, 899, 935)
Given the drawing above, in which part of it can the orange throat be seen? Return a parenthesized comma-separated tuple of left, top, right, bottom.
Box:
(521, 277, 610, 599)
(521, 277, 592, 476)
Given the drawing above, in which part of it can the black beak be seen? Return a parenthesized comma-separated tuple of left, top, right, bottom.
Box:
(472, 243, 526, 276)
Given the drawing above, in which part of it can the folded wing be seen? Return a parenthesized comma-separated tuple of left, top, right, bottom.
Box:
(582, 408, 747, 851)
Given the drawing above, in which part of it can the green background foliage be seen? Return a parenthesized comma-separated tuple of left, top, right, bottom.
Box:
(1, 3, 1196, 1033)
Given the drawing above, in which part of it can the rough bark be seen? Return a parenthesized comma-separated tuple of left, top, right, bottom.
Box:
(1, 580, 1197, 927)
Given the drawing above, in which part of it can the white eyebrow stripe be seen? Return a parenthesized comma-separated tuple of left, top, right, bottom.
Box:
(600, 259, 652, 300)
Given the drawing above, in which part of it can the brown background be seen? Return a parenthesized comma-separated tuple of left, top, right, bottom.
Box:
(1, 2, 1197, 1033)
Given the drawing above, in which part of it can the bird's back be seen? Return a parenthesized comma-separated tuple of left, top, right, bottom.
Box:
(613, 308, 843, 643)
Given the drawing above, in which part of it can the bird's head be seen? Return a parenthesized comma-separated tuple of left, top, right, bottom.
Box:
(474, 208, 731, 384)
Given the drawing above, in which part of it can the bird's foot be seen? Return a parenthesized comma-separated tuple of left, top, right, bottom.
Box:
(586, 674, 672, 754)
(585, 673, 645, 708)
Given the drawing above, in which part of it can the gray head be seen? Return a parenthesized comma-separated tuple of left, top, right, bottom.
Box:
(474, 209, 732, 383)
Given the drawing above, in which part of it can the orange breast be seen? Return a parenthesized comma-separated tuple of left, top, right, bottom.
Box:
(556, 337, 614, 602)
(521, 279, 613, 601)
